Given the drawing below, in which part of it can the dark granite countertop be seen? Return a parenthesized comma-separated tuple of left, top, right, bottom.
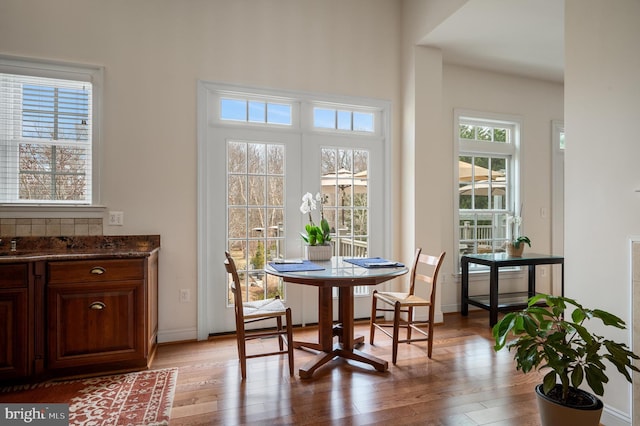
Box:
(0, 235, 160, 263)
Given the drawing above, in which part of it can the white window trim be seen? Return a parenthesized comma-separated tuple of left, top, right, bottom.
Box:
(453, 108, 524, 273)
(0, 55, 104, 216)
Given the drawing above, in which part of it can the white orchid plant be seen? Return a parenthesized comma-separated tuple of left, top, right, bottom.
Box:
(507, 206, 531, 249)
(300, 192, 332, 246)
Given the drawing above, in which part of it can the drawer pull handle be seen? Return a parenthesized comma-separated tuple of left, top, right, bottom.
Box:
(90, 267, 106, 275)
(89, 301, 106, 310)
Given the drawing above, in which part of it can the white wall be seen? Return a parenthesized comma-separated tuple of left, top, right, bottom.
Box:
(0, 0, 401, 341)
(565, 0, 640, 422)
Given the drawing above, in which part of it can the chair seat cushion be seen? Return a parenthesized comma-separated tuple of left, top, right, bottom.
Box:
(243, 297, 288, 318)
(375, 291, 430, 307)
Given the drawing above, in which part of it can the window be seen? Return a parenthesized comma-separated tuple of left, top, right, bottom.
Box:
(313, 107, 375, 133)
(320, 147, 369, 257)
(220, 98, 292, 126)
(0, 57, 101, 205)
(321, 147, 371, 297)
(456, 110, 521, 270)
(226, 140, 286, 303)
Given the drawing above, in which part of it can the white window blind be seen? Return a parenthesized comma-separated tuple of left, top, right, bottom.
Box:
(0, 72, 93, 204)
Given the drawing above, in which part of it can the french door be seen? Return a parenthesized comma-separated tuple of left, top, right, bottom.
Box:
(197, 83, 390, 337)
(202, 127, 301, 334)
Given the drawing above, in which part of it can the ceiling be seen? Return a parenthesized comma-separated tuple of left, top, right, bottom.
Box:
(420, 0, 564, 83)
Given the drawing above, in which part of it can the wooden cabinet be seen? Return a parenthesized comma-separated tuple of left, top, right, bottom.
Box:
(0, 263, 31, 381)
(46, 254, 158, 376)
(0, 236, 159, 383)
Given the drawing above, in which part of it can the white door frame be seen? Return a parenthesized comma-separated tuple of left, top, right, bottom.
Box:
(551, 120, 564, 295)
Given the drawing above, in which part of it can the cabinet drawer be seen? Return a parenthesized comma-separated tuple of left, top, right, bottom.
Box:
(48, 259, 144, 284)
(0, 263, 29, 288)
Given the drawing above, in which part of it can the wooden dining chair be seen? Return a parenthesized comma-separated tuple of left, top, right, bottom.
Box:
(369, 248, 446, 364)
(224, 251, 294, 379)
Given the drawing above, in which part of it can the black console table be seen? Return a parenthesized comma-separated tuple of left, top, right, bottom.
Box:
(461, 252, 564, 326)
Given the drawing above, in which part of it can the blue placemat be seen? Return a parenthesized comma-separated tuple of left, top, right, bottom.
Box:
(268, 260, 325, 272)
(343, 257, 405, 268)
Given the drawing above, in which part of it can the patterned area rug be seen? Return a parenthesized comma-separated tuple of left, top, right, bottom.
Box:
(0, 368, 177, 426)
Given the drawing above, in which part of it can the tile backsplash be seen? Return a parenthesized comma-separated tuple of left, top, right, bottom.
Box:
(0, 218, 103, 237)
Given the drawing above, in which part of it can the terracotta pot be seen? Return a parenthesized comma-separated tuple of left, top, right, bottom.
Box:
(506, 242, 524, 257)
(304, 244, 332, 261)
(535, 384, 603, 426)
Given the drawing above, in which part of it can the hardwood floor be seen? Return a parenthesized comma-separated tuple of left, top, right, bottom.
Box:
(152, 311, 544, 425)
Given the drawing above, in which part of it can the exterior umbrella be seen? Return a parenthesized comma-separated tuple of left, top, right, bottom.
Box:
(458, 160, 503, 182)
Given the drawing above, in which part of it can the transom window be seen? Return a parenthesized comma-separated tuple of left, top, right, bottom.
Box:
(313, 107, 374, 133)
(459, 123, 509, 143)
(220, 98, 292, 126)
(456, 111, 521, 270)
(0, 57, 101, 205)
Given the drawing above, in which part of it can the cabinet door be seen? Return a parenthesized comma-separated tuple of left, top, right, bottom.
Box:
(47, 280, 145, 371)
(0, 264, 30, 381)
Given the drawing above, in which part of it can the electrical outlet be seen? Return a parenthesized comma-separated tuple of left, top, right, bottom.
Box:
(541, 266, 547, 277)
(108, 211, 124, 226)
(179, 289, 191, 303)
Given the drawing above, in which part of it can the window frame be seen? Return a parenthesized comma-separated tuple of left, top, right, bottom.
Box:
(454, 109, 522, 272)
(0, 55, 103, 214)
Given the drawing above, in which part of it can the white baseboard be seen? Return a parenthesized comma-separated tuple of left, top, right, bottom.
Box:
(442, 303, 460, 313)
(412, 311, 444, 324)
(601, 405, 631, 426)
(442, 303, 484, 314)
(157, 327, 198, 343)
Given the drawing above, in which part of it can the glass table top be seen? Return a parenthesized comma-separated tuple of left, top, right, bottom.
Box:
(265, 256, 408, 280)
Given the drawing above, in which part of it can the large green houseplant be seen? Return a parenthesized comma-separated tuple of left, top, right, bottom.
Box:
(493, 294, 639, 425)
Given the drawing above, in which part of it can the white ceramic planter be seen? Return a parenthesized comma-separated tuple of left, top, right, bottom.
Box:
(304, 244, 332, 261)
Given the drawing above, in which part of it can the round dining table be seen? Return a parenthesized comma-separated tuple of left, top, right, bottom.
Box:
(265, 256, 408, 379)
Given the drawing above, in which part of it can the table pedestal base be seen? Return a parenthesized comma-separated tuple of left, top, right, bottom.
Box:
(293, 285, 389, 378)
(293, 340, 388, 379)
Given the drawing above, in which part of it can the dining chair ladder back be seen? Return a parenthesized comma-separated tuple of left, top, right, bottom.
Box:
(369, 248, 446, 364)
(224, 251, 294, 379)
